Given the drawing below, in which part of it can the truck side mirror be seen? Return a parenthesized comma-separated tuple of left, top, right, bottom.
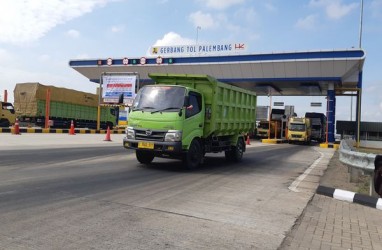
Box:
(110, 108, 116, 116)
(118, 93, 124, 104)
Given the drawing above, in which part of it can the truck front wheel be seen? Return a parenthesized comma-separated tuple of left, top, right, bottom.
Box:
(136, 150, 155, 164)
(183, 139, 202, 170)
(0, 119, 10, 127)
(225, 137, 245, 162)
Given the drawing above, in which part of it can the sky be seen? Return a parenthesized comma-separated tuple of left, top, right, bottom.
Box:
(0, 0, 381, 122)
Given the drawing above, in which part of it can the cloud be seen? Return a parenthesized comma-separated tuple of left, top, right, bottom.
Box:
(111, 25, 124, 33)
(146, 32, 195, 56)
(310, 0, 358, 20)
(189, 11, 217, 29)
(295, 15, 318, 30)
(39, 54, 51, 62)
(0, 48, 14, 62)
(152, 32, 195, 46)
(75, 53, 90, 59)
(201, 0, 245, 10)
(0, 0, 111, 45)
(66, 29, 80, 38)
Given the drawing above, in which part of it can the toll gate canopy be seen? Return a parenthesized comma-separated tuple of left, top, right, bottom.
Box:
(69, 48, 366, 143)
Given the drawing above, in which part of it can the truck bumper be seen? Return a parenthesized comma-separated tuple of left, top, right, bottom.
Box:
(123, 138, 183, 154)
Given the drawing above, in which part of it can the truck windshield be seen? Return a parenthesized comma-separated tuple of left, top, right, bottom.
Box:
(289, 123, 306, 131)
(133, 86, 186, 112)
(258, 122, 269, 129)
(1, 102, 15, 114)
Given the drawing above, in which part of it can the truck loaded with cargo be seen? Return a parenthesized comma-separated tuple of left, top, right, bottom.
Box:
(305, 112, 326, 142)
(0, 101, 16, 127)
(287, 117, 312, 144)
(256, 120, 281, 139)
(14, 83, 116, 129)
(123, 73, 257, 169)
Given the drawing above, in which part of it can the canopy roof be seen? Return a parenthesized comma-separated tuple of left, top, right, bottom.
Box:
(69, 49, 365, 96)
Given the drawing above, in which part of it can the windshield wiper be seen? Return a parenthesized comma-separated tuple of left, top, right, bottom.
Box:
(151, 107, 181, 114)
(133, 106, 156, 111)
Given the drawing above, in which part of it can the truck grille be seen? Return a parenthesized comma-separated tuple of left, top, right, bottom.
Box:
(135, 128, 166, 142)
(292, 134, 302, 138)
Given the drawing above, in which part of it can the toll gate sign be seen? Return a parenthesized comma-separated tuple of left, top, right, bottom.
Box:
(102, 75, 137, 103)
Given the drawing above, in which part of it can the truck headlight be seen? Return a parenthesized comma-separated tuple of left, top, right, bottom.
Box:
(165, 130, 182, 142)
(126, 127, 135, 139)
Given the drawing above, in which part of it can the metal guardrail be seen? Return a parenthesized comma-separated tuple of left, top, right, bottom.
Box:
(339, 140, 377, 195)
(339, 140, 376, 172)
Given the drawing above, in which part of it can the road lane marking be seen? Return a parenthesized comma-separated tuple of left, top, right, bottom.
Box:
(288, 148, 325, 192)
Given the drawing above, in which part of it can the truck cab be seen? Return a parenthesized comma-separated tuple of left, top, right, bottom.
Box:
(0, 101, 16, 127)
(257, 120, 281, 139)
(287, 117, 311, 144)
(125, 84, 203, 154)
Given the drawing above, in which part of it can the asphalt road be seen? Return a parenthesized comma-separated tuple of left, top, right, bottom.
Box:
(0, 141, 320, 249)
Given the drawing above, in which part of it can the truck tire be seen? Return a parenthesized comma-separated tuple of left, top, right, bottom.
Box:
(136, 150, 155, 164)
(225, 137, 245, 162)
(0, 119, 10, 127)
(183, 139, 202, 170)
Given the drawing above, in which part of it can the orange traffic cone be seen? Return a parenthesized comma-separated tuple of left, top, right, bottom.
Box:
(104, 126, 112, 141)
(13, 118, 20, 135)
(69, 120, 75, 135)
(246, 133, 251, 145)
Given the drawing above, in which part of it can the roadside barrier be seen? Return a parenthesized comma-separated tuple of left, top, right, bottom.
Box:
(339, 140, 375, 171)
(339, 140, 377, 195)
(104, 126, 112, 141)
(0, 127, 125, 134)
(246, 134, 250, 145)
(12, 118, 20, 135)
(69, 120, 75, 135)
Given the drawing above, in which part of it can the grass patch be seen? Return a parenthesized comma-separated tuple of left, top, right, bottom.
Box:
(356, 147, 382, 154)
(357, 175, 371, 195)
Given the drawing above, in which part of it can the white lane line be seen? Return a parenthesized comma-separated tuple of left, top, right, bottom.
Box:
(288, 148, 325, 193)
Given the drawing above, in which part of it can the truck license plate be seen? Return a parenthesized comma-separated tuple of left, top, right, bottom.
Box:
(138, 141, 154, 149)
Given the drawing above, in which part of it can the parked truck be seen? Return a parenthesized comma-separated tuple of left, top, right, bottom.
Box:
(14, 83, 116, 129)
(287, 117, 311, 144)
(0, 101, 16, 127)
(123, 73, 257, 169)
(256, 120, 281, 139)
(305, 112, 326, 142)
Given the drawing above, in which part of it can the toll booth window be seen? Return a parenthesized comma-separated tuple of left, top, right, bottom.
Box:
(186, 92, 202, 118)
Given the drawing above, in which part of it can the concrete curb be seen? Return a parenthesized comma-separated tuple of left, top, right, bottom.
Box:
(0, 128, 125, 134)
(261, 139, 287, 144)
(319, 143, 340, 149)
(316, 185, 382, 210)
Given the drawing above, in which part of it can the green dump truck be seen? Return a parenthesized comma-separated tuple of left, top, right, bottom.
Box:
(123, 73, 257, 169)
(14, 83, 116, 129)
(0, 101, 16, 127)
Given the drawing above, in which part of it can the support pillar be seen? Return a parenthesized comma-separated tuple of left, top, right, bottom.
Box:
(355, 71, 363, 144)
(327, 83, 335, 143)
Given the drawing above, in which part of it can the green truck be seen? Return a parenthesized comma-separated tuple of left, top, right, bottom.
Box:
(14, 83, 116, 129)
(123, 73, 257, 169)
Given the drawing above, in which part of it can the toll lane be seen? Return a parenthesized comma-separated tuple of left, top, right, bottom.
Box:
(0, 142, 320, 249)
